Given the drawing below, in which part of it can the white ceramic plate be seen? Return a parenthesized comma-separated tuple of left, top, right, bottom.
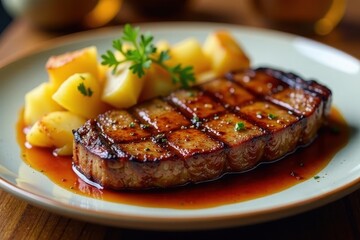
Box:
(1, 22, 360, 230)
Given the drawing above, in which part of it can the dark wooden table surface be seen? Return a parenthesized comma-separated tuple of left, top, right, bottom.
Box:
(1, 0, 360, 239)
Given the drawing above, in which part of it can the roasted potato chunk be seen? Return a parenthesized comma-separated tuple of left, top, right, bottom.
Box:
(46, 46, 99, 88)
(203, 31, 250, 76)
(24, 82, 63, 126)
(52, 73, 109, 119)
(26, 111, 86, 156)
(170, 38, 211, 74)
(101, 62, 145, 108)
(139, 65, 177, 101)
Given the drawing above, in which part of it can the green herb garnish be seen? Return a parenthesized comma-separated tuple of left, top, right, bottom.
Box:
(268, 113, 278, 120)
(101, 24, 195, 88)
(234, 122, 245, 131)
(77, 82, 93, 97)
(129, 122, 136, 128)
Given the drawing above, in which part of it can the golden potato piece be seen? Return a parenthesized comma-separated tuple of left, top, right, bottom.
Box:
(170, 38, 211, 74)
(102, 62, 145, 109)
(46, 46, 99, 88)
(195, 70, 217, 85)
(26, 111, 86, 156)
(24, 82, 63, 126)
(155, 40, 171, 53)
(52, 73, 109, 119)
(98, 63, 109, 87)
(203, 31, 250, 76)
(139, 64, 177, 101)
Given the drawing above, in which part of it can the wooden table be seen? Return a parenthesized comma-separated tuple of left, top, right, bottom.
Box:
(1, 1, 360, 239)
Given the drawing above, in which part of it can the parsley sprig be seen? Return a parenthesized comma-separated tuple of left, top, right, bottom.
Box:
(101, 24, 195, 88)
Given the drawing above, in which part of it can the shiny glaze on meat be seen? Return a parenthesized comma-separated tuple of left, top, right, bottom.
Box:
(73, 67, 332, 190)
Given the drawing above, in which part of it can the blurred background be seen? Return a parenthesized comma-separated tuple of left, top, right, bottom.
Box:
(1, 0, 359, 34)
(0, 2, 11, 33)
(0, 0, 360, 239)
(0, 0, 359, 61)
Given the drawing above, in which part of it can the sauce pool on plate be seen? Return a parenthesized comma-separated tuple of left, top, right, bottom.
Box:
(17, 108, 349, 209)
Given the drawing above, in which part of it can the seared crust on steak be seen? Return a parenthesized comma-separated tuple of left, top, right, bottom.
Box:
(72, 67, 332, 190)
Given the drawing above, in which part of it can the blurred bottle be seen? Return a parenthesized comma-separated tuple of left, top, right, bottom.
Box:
(252, 0, 346, 35)
(2, 0, 122, 31)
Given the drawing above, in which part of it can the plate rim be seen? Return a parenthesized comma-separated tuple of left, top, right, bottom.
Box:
(2, 174, 360, 230)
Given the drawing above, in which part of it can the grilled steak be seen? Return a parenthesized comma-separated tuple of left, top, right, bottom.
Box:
(73, 67, 332, 190)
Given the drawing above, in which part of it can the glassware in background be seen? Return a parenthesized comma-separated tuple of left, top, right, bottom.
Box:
(252, 0, 346, 35)
(1, 0, 122, 31)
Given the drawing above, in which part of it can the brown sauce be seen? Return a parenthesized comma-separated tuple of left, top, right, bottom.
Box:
(17, 108, 349, 209)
